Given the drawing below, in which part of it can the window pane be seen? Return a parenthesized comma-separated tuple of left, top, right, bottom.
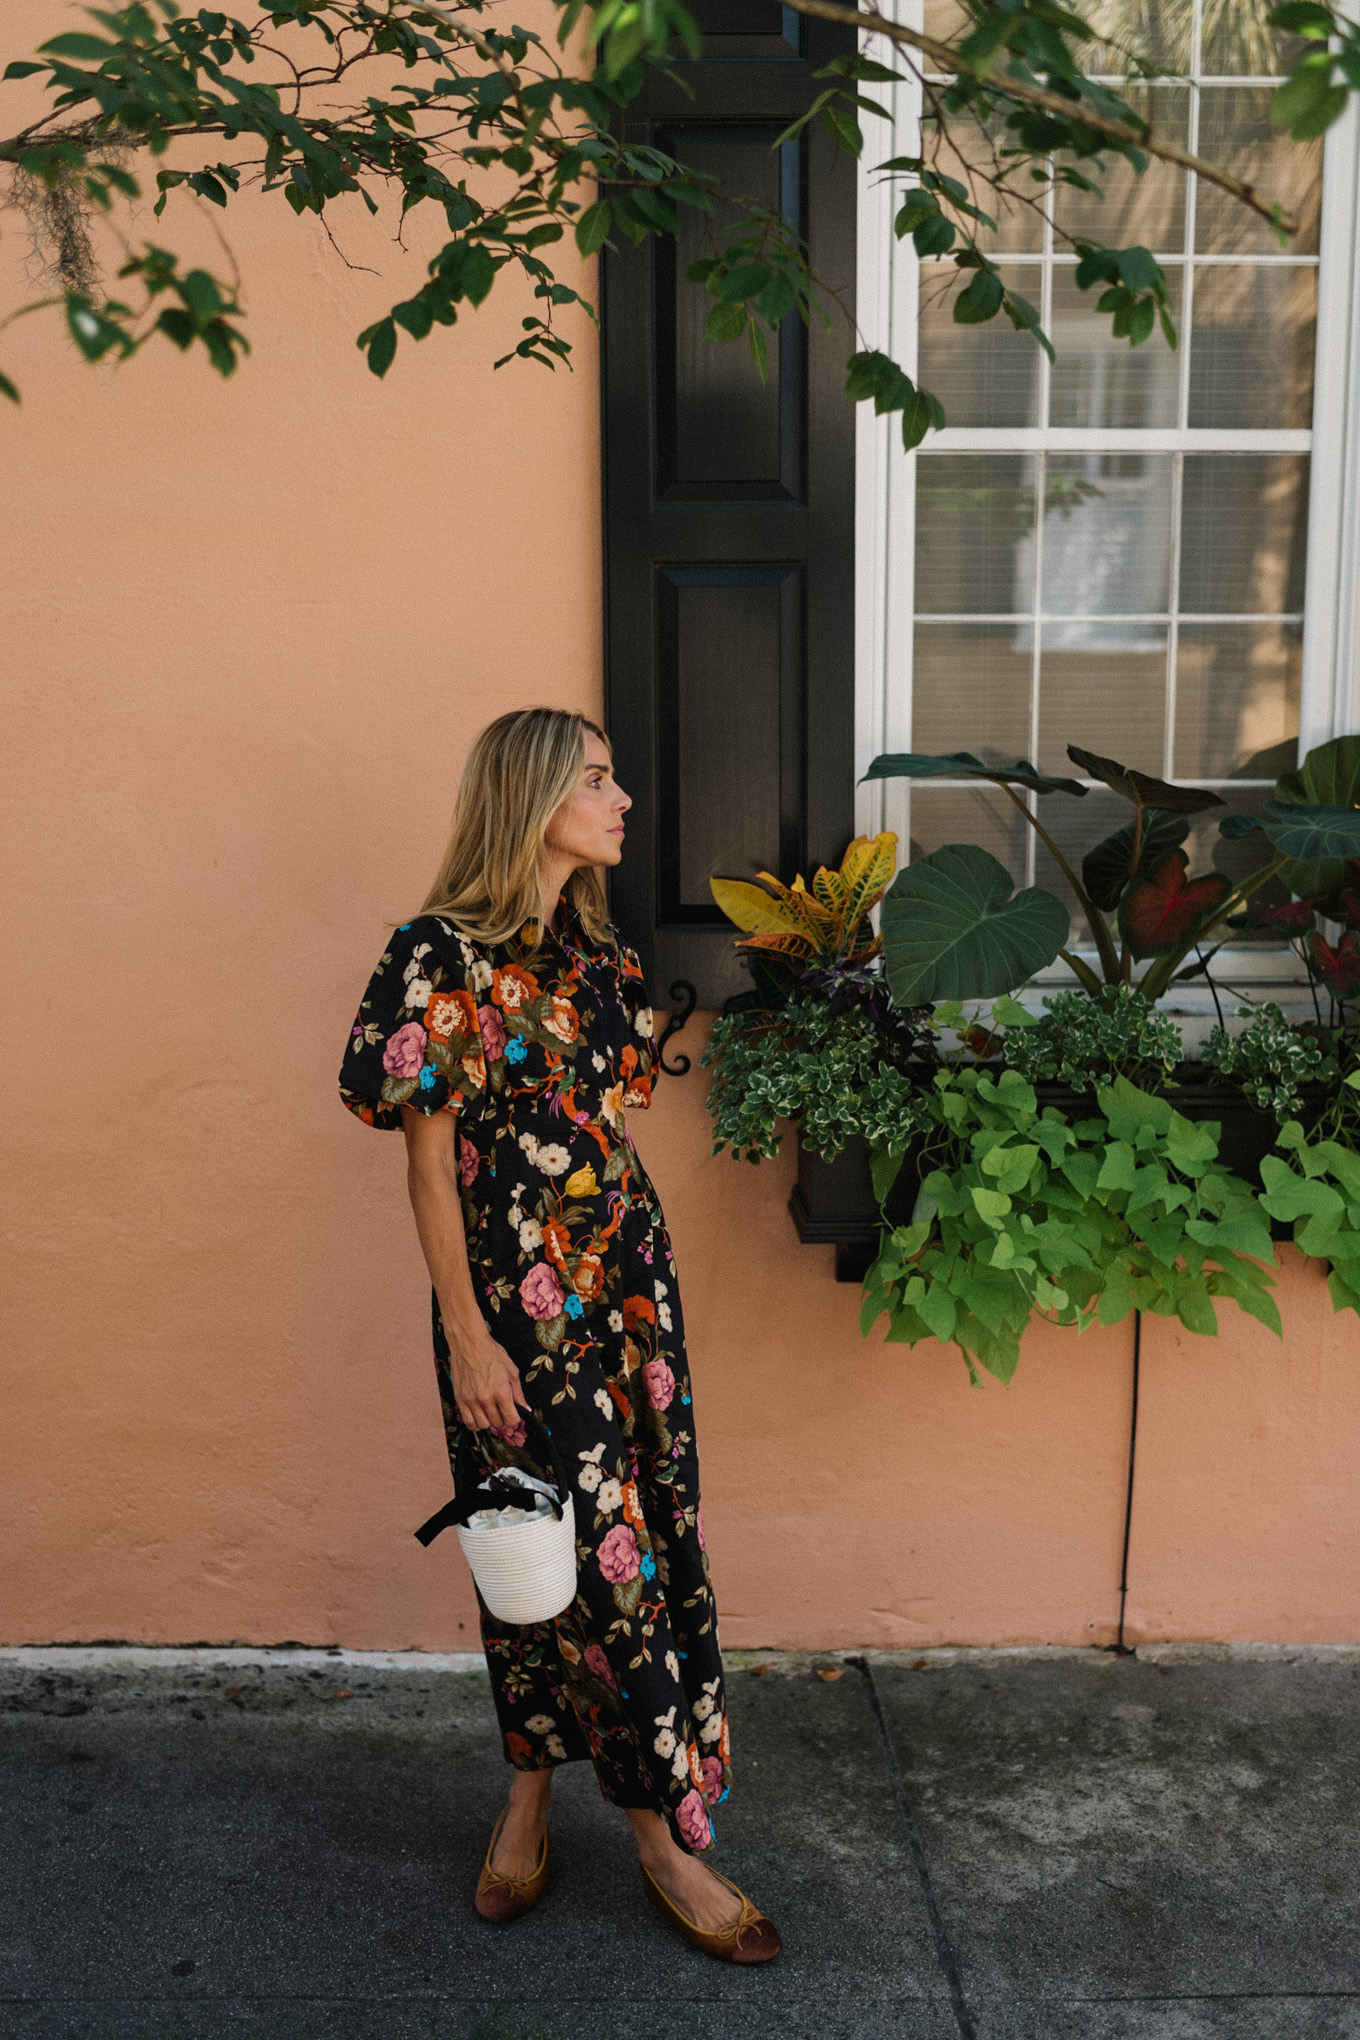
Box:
(1195, 87, 1322, 256)
(1039, 455, 1174, 617)
(1049, 266, 1182, 428)
(1200, 10, 1307, 77)
(1079, 0, 1192, 74)
(926, 121, 1047, 255)
(918, 263, 1043, 428)
(1174, 622, 1302, 779)
(907, 785, 1031, 881)
(922, 0, 972, 44)
(1052, 85, 1189, 253)
(1038, 640, 1168, 780)
(916, 455, 1037, 615)
(1188, 263, 1316, 427)
(912, 624, 1033, 759)
(1180, 454, 1309, 614)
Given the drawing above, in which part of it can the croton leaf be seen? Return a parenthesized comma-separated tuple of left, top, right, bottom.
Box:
(880, 844, 1069, 1004)
(1067, 744, 1227, 815)
(1081, 808, 1191, 913)
(709, 877, 808, 938)
(1116, 850, 1232, 959)
(1312, 929, 1360, 1000)
(862, 751, 1087, 797)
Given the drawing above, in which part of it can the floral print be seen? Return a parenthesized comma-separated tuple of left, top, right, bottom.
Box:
(340, 906, 731, 1852)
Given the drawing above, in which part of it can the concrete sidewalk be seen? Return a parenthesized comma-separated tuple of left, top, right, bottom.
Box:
(1, 1645, 1358, 2040)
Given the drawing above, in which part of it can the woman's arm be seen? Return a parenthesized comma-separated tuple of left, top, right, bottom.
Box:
(401, 1106, 528, 1432)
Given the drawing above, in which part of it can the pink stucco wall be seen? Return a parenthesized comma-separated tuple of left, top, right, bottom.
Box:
(3, 0, 1358, 1647)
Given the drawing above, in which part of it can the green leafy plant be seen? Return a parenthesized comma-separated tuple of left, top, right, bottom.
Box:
(1260, 1102, 1360, 1314)
(1000, 985, 1183, 1095)
(861, 1069, 1281, 1385)
(1201, 1004, 1338, 1121)
(703, 994, 936, 1165)
(864, 738, 1360, 1007)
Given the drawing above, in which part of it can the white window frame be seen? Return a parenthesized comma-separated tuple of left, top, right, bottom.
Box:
(854, 2, 1360, 1015)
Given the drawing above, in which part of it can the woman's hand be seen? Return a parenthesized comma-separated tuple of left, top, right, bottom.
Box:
(448, 1322, 528, 1433)
(401, 1104, 530, 1434)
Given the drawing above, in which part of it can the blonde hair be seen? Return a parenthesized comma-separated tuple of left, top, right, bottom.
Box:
(417, 707, 613, 946)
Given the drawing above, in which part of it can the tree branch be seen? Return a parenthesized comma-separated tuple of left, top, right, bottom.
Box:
(780, 0, 1298, 236)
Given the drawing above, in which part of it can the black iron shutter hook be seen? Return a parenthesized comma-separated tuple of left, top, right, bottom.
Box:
(655, 979, 698, 1077)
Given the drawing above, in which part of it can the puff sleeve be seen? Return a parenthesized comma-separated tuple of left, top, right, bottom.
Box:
(339, 917, 488, 1131)
(619, 942, 655, 1110)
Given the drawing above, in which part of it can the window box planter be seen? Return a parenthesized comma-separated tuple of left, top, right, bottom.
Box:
(788, 1067, 1335, 1274)
(789, 1135, 922, 1283)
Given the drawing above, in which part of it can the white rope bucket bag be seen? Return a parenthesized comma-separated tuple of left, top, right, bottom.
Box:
(414, 1411, 578, 1625)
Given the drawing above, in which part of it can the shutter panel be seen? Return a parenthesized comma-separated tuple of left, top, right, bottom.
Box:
(602, 6, 857, 1004)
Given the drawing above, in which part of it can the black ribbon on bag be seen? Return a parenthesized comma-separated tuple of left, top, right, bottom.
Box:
(413, 1409, 573, 1548)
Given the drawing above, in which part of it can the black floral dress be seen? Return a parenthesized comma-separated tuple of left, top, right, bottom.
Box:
(340, 908, 730, 1853)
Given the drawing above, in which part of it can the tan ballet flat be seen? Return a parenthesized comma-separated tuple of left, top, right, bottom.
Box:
(641, 1862, 782, 1963)
(474, 1808, 549, 1922)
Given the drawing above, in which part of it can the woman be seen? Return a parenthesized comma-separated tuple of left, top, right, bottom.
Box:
(339, 707, 779, 1963)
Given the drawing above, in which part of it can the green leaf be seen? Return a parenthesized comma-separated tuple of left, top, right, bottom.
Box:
(0, 369, 19, 404)
(1258, 799, 1360, 863)
(870, 1144, 908, 1203)
(1164, 1112, 1219, 1176)
(3, 61, 46, 79)
(1099, 1076, 1172, 1143)
(1116, 245, 1161, 293)
(1096, 1141, 1137, 1192)
(913, 213, 956, 257)
(705, 300, 747, 344)
(1173, 1271, 1219, 1337)
(39, 31, 117, 58)
(971, 1186, 1012, 1224)
(717, 262, 771, 303)
(953, 267, 1004, 325)
(1271, 734, 1360, 901)
(1271, 3, 1336, 32)
(863, 750, 1087, 798)
(1068, 744, 1227, 814)
(881, 845, 1070, 1005)
(901, 387, 945, 448)
(1259, 1157, 1345, 1224)
(1185, 1212, 1276, 1261)
(360, 316, 397, 377)
(574, 198, 612, 256)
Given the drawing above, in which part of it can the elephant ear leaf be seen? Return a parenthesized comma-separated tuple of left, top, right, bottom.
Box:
(1262, 735, 1360, 905)
(880, 844, 1069, 1004)
(1117, 851, 1231, 960)
(863, 751, 1086, 797)
(1259, 801, 1360, 863)
(1067, 745, 1226, 815)
(1081, 809, 1191, 914)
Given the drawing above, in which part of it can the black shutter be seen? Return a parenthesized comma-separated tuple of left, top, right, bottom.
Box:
(602, 4, 857, 1006)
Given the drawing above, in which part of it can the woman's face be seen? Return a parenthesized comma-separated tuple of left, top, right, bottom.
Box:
(544, 731, 631, 870)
